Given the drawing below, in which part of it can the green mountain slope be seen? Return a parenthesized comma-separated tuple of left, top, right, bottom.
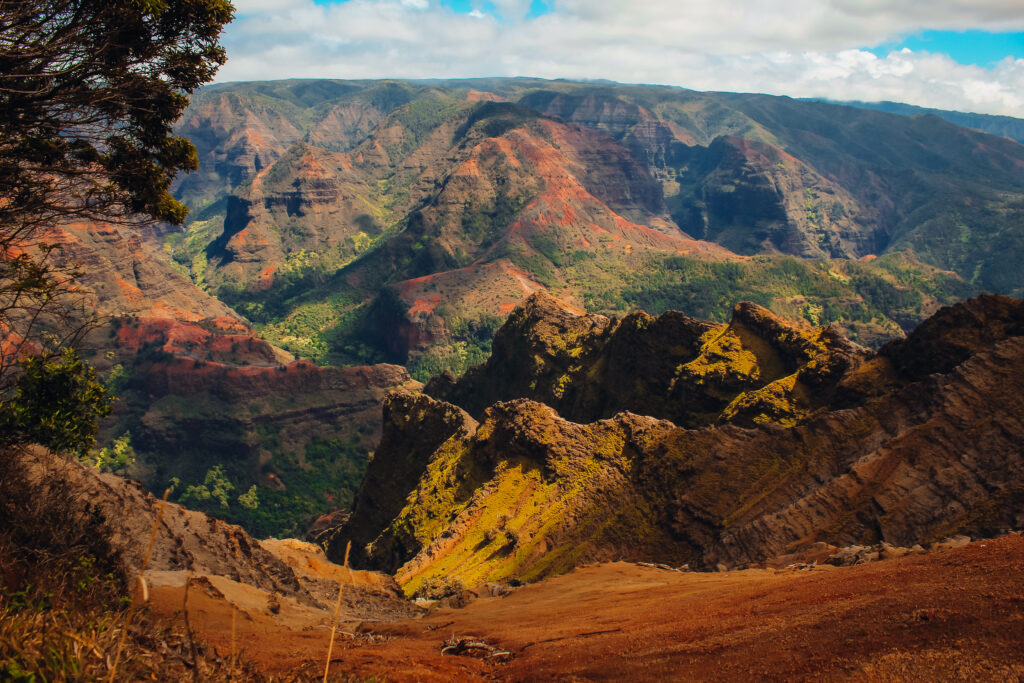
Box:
(810, 99, 1024, 144)
(161, 78, 1024, 379)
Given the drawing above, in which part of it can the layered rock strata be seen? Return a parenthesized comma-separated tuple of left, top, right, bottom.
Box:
(338, 295, 1024, 594)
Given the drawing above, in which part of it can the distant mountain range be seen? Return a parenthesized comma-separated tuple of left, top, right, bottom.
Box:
(808, 98, 1024, 144)
(159, 78, 1024, 384)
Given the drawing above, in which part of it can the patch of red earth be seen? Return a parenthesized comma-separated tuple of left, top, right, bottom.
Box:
(396, 260, 550, 320)
(111, 317, 287, 366)
(165, 535, 1024, 681)
(258, 265, 276, 289)
(466, 90, 505, 103)
(860, 254, 878, 263)
(408, 295, 442, 316)
(0, 321, 35, 358)
(478, 137, 522, 168)
(487, 127, 732, 259)
(209, 317, 251, 335)
(452, 156, 483, 179)
(296, 152, 330, 179)
(147, 301, 207, 322)
(370, 536, 1024, 680)
(395, 272, 449, 298)
(114, 277, 145, 305)
(663, 120, 697, 145)
(228, 227, 271, 249)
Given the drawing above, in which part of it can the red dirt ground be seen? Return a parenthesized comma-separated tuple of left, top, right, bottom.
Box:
(152, 534, 1024, 681)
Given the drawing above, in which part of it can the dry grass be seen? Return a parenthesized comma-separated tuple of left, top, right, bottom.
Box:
(323, 541, 353, 683)
(0, 580, 268, 681)
(0, 446, 347, 681)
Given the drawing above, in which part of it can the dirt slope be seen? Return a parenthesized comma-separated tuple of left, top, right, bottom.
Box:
(14, 447, 415, 619)
(153, 533, 1024, 681)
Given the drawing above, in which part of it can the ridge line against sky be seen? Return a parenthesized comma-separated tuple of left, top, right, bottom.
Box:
(221, 0, 1024, 117)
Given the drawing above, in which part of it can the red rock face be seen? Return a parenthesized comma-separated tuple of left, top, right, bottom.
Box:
(109, 317, 290, 367)
(375, 118, 735, 345)
(44, 221, 237, 321)
(174, 91, 304, 204)
(135, 356, 410, 402)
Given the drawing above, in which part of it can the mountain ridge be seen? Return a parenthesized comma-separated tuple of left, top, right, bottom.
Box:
(334, 293, 1024, 593)
(808, 98, 1024, 143)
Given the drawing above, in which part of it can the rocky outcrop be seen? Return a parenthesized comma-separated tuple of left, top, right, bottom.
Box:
(879, 293, 1024, 380)
(348, 295, 1024, 592)
(335, 392, 477, 569)
(11, 447, 418, 621)
(427, 291, 870, 428)
(426, 291, 617, 413)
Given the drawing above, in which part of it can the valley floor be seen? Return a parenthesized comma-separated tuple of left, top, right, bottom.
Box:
(148, 533, 1024, 681)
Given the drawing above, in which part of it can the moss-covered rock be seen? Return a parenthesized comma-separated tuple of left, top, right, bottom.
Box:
(430, 294, 869, 429)
(350, 294, 1024, 592)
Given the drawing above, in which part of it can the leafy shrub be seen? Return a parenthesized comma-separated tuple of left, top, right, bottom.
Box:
(0, 349, 113, 457)
(412, 576, 465, 600)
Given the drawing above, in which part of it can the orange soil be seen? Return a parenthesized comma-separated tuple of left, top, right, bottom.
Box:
(152, 534, 1024, 681)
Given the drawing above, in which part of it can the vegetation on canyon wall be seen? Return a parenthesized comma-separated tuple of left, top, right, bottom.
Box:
(161, 78, 1024, 382)
(337, 293, 1024, 592)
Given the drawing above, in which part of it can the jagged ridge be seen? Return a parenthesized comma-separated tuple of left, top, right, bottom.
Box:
(337, 294, 1024, 595)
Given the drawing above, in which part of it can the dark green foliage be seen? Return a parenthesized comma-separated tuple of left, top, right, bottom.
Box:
(323, 286, 409, 365)
(0, 349, 112, 456)
(461, 190, 531, 248)
(0, 0, 233, 228)
(355, 213, 383, 236)
(0, 0, 232, 465)
(578, 252, 975, 342)
(80, 432, 136, 474)
(170, 436, 371, 538)
(456, 101, 540, 140)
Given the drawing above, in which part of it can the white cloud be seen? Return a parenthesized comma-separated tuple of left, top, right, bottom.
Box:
(215, 0, 1024, 117)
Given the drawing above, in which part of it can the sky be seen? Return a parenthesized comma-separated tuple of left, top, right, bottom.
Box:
(219, 0, 1024, 117)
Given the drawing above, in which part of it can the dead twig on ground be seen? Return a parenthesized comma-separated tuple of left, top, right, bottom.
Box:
(441, 635, 513, 661)
(323, 541, 352, 683)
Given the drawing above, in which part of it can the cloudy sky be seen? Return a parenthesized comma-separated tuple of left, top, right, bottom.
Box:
(219, 0, 1024, 117)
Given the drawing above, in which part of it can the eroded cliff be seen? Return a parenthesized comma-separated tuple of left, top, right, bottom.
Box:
(341, 294, 1024, 593)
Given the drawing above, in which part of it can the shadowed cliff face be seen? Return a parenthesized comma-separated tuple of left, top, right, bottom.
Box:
(426, 291, 870, 429)
(340, 294, 1024, 593)
(82, 311, 420, 540)
(340, 392, 477, 569)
